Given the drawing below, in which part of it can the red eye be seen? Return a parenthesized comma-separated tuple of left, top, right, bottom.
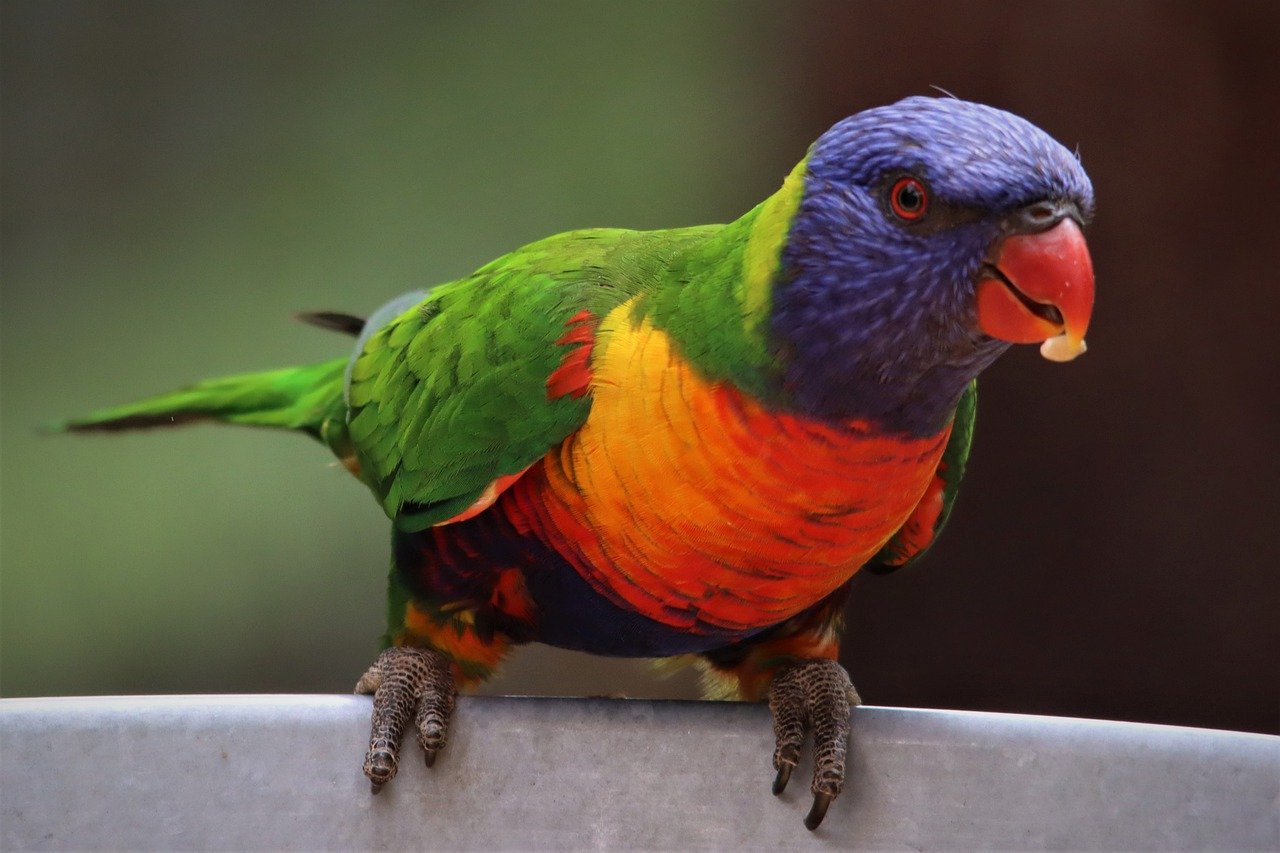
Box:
(890, 177, 928, 221)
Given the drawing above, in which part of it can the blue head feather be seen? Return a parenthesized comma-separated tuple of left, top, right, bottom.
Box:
(770, 96, 1094, 436)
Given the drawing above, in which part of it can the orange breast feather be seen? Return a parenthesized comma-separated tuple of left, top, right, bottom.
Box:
(509, 306, 951, 635)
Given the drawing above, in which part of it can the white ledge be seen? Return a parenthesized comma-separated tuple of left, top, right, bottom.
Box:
(1, 695, 1276, 850)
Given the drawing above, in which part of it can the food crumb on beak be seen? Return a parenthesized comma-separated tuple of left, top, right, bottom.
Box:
(1040, 333, 1087, 362)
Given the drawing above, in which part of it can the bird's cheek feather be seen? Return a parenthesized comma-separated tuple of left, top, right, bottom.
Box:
(975, 218, 1095, 362)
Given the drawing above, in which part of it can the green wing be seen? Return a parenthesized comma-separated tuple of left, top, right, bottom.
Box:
(344, 228, 673, 531)
(868, 380, 978, 571)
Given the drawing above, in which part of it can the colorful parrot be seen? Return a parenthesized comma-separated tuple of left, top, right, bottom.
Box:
(61, 96, 1095, 830)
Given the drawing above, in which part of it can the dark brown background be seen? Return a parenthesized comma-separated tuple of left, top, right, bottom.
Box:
(3, 1, 1276, 735)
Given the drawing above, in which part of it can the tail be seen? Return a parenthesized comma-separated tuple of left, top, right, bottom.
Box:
(55, 358, 349, 439)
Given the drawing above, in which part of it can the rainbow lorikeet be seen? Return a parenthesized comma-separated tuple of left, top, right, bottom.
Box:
(63, 96, 1095, 830)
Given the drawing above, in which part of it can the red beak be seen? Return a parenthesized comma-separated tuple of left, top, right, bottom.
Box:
(975, 218, 1095, 361)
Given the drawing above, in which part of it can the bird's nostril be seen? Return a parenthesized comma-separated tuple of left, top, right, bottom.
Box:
(1015, 201, 1063, 233)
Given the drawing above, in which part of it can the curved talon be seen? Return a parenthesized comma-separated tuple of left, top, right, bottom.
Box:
(423, 750, 437, 768)
(773, 763, 794, 796)
(370, 781, 384, 795)
(805, 793, 833, 831)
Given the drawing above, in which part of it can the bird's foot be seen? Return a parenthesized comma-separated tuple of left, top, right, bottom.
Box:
(354, 645, 458, 793)
(767, 658, 860, 831)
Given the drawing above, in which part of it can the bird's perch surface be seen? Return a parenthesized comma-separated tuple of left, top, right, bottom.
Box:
(1, 695, 1276, 850)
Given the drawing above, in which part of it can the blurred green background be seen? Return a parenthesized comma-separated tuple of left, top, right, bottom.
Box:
(3, 1, 1277, 732)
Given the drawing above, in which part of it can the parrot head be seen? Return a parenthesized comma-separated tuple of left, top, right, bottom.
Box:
(771, 96, 1095, 435)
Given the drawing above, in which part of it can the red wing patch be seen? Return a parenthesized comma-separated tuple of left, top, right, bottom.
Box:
(879, 468, 947, 566)
(546, 311, 596, 400)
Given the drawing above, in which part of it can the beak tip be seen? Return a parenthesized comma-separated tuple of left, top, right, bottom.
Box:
(1040, 334, 1087, 362)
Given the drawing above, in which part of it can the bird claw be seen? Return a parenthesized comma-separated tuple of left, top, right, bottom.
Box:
(805, 793, 833, 831)
(767, 659, 860, 831)
(354, 646, 457, 791)
(772, 762, 794, 796)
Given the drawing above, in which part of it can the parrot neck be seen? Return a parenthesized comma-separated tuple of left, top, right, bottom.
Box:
(648, 166, 1005, 438)
(772, 265, 1007, 436)
(783, 339, 1005, 437)
(644, 201, 791, 407)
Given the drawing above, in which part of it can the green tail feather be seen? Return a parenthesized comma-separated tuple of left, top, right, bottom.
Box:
(55, 358, 348, 439)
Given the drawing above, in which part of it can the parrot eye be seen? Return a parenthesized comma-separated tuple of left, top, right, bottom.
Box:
(888, 176, 929, 222)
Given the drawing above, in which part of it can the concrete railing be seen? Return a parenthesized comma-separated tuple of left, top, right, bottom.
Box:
(2, 695, 1276, 849)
